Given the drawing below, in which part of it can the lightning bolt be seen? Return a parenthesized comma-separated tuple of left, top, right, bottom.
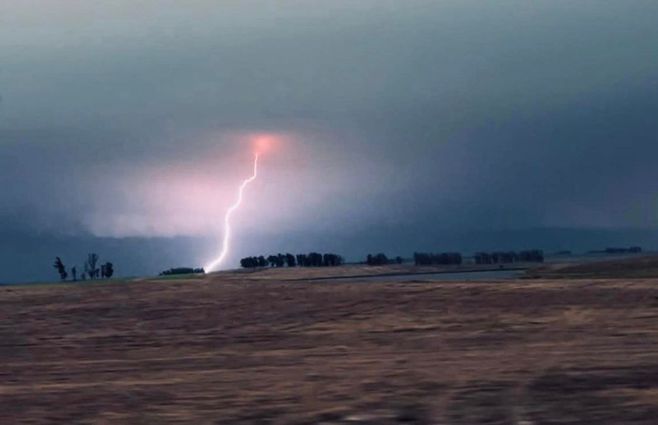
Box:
(205, 153, 259, 272)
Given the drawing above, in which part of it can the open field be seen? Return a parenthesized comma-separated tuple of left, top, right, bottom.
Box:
(202, 263, 530, 282)
(2, 265, 658, 424)
(528, 255, 658, 279)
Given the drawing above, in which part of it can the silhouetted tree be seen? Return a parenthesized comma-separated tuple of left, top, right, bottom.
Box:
(414, 252, 462, 266)
(307, 252, 323, 267)
(101, 262, 114, 278)
(474, 252, 491, 265)
(474, 250, 543, 264)
(53, 257, 68, 281)
(366, 253, 389, 265)
(85, 253, 99, 279)
(322, 253, 343, 266)
(240, 256, 273, 268)
(241, 257, 256, 268)
(518, 250, 544, 263)
(285, 253, 296, 267)
(71, 266, 77, 281)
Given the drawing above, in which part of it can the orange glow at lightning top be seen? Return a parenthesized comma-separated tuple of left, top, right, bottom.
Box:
(253, 134, 279, 156)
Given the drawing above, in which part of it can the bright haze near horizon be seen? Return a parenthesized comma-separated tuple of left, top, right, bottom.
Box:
(2, 1, 658, 282)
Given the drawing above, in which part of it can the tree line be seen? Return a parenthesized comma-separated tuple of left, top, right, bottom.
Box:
(474, 250, 544, 264)
(365, 253, 403, 266)
(159, 267, 205, 276)
(53, 253, 114, 281)
(413, 252, 463, 266)
(364, 250, 544, 266)
(240, 252, 344, 268)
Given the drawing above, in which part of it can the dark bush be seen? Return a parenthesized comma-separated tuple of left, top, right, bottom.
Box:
(160, 267, 205, 276)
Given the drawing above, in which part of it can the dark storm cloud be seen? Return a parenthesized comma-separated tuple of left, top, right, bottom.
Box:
(2, 1, 658, 281)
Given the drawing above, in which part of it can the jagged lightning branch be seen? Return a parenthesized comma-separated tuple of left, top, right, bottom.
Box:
(205, 153, 259, 272)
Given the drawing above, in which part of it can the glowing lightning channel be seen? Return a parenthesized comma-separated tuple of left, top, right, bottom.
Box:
(205, 153, 259, 272)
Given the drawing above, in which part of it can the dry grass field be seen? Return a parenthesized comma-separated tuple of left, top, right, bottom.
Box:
(529, 255, 658, 279)
(2, 262, 658, 424)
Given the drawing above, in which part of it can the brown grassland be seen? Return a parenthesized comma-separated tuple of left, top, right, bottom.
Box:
(2, 258, 658, 424)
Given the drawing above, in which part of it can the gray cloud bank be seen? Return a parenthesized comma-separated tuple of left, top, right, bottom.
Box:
(1, 1, 658, 281)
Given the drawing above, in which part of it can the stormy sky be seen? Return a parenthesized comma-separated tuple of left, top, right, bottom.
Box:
(2, 1, 658, 282)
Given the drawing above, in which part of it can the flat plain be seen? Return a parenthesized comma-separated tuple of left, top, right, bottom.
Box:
(2, 260, 658, 424)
